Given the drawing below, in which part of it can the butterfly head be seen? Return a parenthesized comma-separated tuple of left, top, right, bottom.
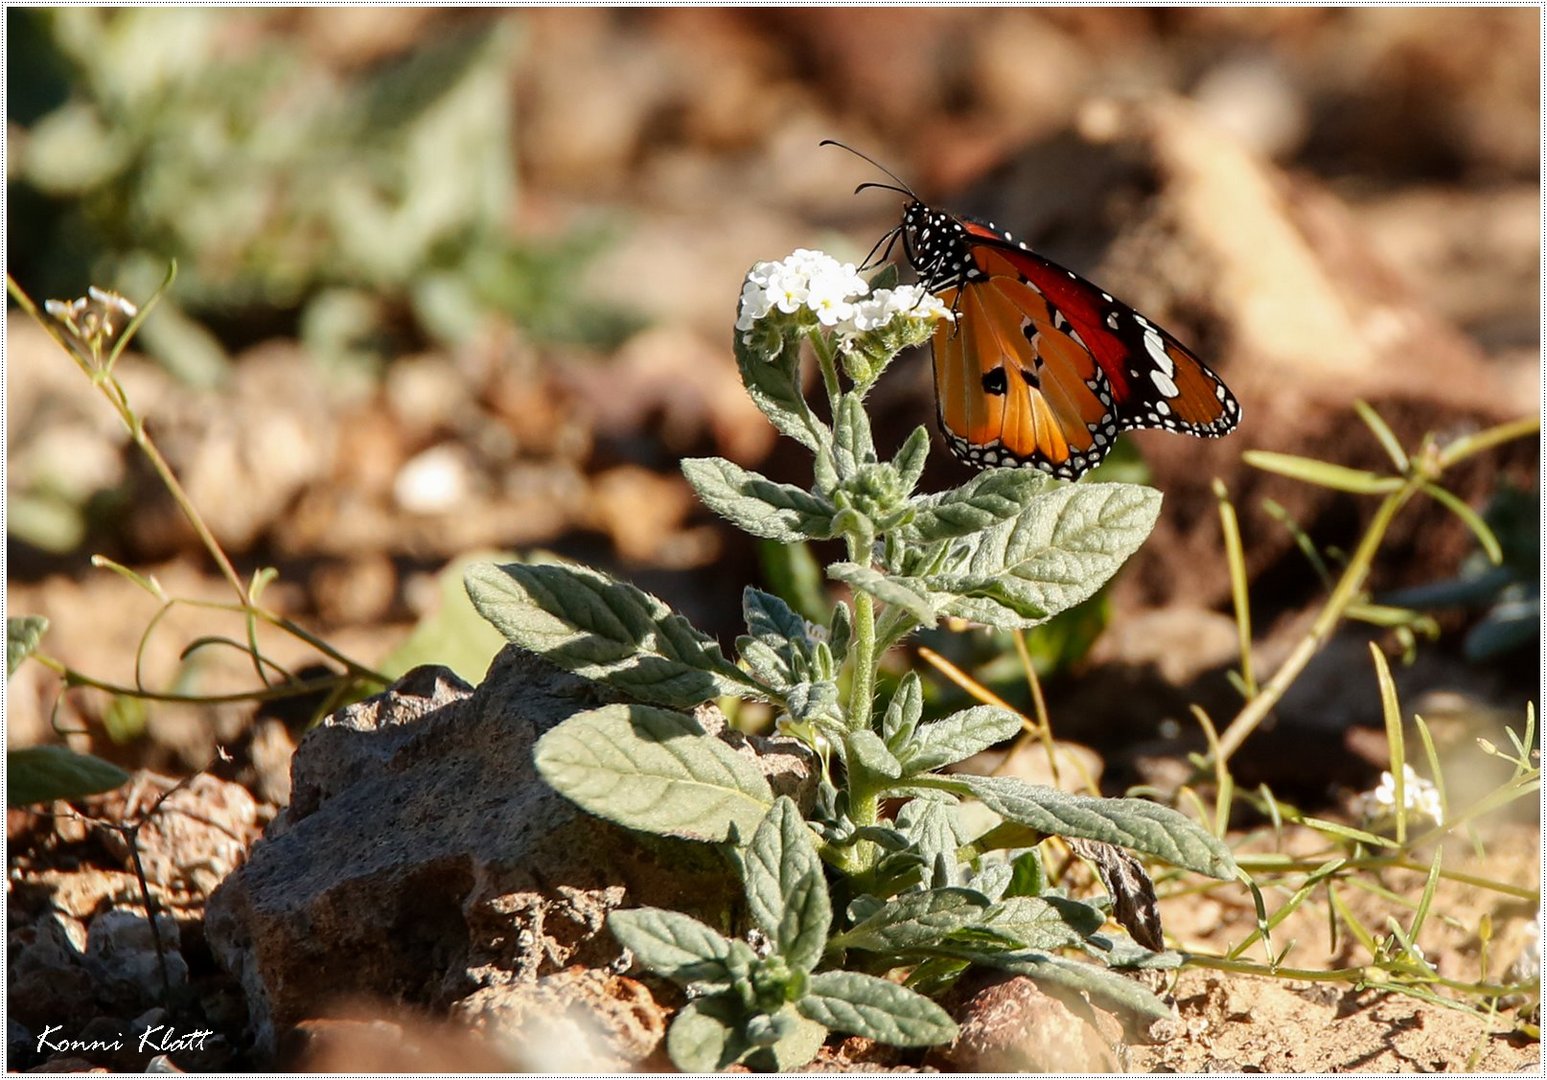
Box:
(900, 201, 976, 294)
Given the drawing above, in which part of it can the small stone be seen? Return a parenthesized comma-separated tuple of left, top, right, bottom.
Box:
(933, 972, 1123, 1072)
(84, 909, 188, 1006)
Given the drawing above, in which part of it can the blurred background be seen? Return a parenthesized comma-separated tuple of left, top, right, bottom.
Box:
(7, 8, 1539, 802)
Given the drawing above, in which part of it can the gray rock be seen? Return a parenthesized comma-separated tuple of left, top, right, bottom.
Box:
(84, 909, 188, 1006)
(206, 647, 813, 1062)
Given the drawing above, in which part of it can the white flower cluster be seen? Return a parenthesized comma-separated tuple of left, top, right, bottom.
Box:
(1354, 764, 1444, 827)
(736, 249, 951, 346)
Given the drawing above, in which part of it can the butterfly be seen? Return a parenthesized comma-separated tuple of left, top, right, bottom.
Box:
(825, 141, 1241, 479)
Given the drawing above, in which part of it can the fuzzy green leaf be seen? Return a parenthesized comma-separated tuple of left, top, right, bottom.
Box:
(745, 797, 831, 972)
(684, 458, 837, 542)
(667, 996, 750, 1072)
(910, 773, 1236, 879)
(906, 469, 1050, 542)
(737, 587, 818, 692)
(608, 907, 752, 990)
(750, 1007, 829, 1071)
(735, 325, 832, 459)
(798, 971, 958, 1046)
(744, 587, 812, 648)
(7, 746, 130, 807)
(534, 704, 773, 843)
(848, 729, 902, 781)
(972, 895, 1104, 951)
(928, 483, 1161, 627)
(785, 679, 844, 727)
(901, 705, 1023, 774)
(882, 672, 924, 750)
(892, 426, 932, 496)
(966, 860, 1014, 901)
(7, 616, 48, 679)
(827, 563, 940, 627)
(738, 636, 794, 689)
(827, 602, 853, 665)
(939, 593, 1047, 631)
(830, 887, 990, 951)
(834, 394, 878, 473)
(896, 796, 963, 885)
(466, 560, 756, 707)
(939, 946, 1173, 1021)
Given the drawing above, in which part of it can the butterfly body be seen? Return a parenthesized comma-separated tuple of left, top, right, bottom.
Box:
(896, 199, 1241, 479)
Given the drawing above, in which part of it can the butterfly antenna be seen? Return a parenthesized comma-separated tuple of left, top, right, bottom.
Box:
(820, 139, 918, 199)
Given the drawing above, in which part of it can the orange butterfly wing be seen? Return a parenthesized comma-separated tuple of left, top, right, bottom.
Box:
(929, 219, 1239, 477)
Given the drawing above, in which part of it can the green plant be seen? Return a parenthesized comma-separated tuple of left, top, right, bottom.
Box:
(13, 11, 636, 386)
(610, 797, 956, 1071)
(1381, 482, 1539, 662)
(1165, 405, 1540, 1039)
(7, 615, 131, 808)
(467, 250, 1235, 1069)
(7, 271, 390, 724)
(1209, 401, 1539, 764)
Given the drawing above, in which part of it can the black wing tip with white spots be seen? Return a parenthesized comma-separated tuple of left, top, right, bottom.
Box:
(942, 426, 1110, 481)
(1113, 378, 1243, 438)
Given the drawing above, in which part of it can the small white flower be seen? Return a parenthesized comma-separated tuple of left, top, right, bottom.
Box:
(43, 286, 140, 364)
(833, 284, 954, 349)
(752, 267, 794, 313)
(735, 281, 772, 331)
(805, 277, 857, 327)
(738, 249, 869, 340)
(1507, 908, 1541, 1000)
(1355, 764, 1444, 827)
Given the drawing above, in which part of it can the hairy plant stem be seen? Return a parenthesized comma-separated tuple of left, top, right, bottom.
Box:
(812, 328, 843, 414)
(843, 526, 882, 856)
(808, 326, 888, 847)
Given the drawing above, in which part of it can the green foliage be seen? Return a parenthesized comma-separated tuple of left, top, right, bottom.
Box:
(1381, 483, 1539, 661)
(5, 616, 131, 806)
(612, 798, 955, 1070)
(468, 253, 1238, 1069)
(7, 616, 49, 679)
(13, 10, 635, 381)
(466, 560, 758, 708)
(10, 608, 117, 804)
(8, 746, 129, 807)
(533, 703, 773, 844)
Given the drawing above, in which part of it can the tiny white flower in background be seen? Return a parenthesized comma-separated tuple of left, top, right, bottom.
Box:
(44, 286, 139, 348)
(1354, 764, 1443, 827)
